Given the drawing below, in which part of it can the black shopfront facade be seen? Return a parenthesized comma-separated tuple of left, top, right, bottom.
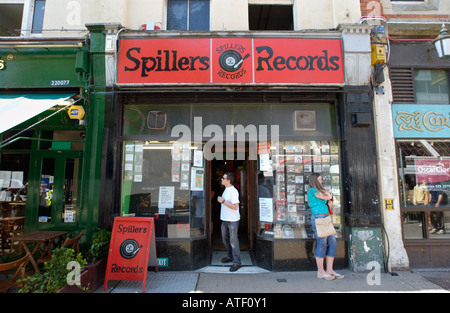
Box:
(95, 28, 381, 271)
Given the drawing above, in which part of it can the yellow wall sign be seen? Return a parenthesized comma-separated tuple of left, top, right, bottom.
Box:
(67, 105, 85, 120)
(385, 198, 394, 211)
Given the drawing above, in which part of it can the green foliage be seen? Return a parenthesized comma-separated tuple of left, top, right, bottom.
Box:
(89, 228, 111, 262)
(19, 247, 87, 293)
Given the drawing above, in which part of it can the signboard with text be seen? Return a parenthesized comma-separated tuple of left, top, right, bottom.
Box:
(392, 104, 450, 138)
(104, 217, 157, 293)
(117, 38, 344, 85)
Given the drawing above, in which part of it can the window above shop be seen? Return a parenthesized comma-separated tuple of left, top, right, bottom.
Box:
(390, 68, 450, 104)
(167, 0, 210, 31)
(31, 0, 45, 34)
(248, 4, 293, 31)
(0, 0, 46, 36)
(0, 3, 23, 36)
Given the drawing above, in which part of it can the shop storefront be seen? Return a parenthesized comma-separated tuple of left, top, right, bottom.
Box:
(91, 24, 382, 271)
(0, 39, 102, 250)
(390, 42, 450, 268)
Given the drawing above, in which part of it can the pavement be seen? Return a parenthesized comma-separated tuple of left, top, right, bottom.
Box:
(100, 268, 449, 293)
(101, 249, 450, 294)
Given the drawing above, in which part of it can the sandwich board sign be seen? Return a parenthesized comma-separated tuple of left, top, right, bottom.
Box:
(104, 217, 157, 292)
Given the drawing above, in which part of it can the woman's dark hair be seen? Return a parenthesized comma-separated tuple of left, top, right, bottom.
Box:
(308, 173, 327, 193)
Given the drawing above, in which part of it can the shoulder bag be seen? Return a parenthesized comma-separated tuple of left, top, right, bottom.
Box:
(315, 215, 336, 238)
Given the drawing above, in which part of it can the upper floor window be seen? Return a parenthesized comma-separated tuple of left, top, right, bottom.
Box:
(390, 68, 450, 104)
(167, 0, 210, 31)
(31, 0, 45, 34)
(0, 3, 24, 36)
(415, 69, 450, 104)
(249, 4, 293, 31)
(0, 1, 46, 36)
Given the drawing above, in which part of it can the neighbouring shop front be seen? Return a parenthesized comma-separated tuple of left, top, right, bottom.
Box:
(91, 24, 382, 271)
(390, 42, 450, 268)
(0, 39, 102, 251)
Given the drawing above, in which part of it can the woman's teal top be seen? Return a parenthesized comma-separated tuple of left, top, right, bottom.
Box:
(307, 187, 329, 215)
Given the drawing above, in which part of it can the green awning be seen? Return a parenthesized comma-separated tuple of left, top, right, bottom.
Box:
(0, 93, 76, 134)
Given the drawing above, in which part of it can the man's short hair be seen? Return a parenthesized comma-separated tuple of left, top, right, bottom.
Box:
(225, 172, 235, 185)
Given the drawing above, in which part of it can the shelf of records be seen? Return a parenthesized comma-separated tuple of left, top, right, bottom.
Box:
(258, 140, 343, 239)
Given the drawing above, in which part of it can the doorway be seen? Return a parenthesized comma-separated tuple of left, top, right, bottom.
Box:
(209, 157, 253, 252)
(32, 150, 82, 229)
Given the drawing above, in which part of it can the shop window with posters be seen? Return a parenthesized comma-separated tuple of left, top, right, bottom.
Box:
(257, 140, 342, 239)
(398, 140, 450, 239)
(121, 141, 205, 239)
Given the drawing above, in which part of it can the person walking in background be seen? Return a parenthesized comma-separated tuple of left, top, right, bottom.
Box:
(217, 172, 241, 272)
(307, 173, 343, 280)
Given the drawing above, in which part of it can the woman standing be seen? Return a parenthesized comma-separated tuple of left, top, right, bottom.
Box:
(307, 173, 344, 280)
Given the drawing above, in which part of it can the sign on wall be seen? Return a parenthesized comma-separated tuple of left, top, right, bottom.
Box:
(117, 38, 344, 85)
(392, 104, 450, 138)
(104, 217, 157, 293)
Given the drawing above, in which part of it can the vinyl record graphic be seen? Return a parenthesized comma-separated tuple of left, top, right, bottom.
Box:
(219, 50, 243, 72)
(120, 239, 143, 259)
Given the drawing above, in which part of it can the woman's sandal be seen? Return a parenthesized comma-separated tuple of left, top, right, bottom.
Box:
(317, 273, 335, 280)
(332, 273, 344, 279)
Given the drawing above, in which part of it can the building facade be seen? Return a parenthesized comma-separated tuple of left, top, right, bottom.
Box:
(84, 0, 381, 271)
(361, 0, 450, 269)
(5, 0, 447, 271)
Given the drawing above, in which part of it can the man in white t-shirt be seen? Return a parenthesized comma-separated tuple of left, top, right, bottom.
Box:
(217, 172, 241, 271)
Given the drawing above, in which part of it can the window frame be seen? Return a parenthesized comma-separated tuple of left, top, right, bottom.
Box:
(0, 0, 45, 37)
(166, 0, 211, 31)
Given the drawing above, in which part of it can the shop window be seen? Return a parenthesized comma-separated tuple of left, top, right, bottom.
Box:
(121, 141, 204, 238)
(248, 4, 293, 31)
(257, 140, 342, 239)
(398, 140, 450, 239)
(0, 152, 29, 253)
(167, 0, 210, 31)
(0, 3, 24, 36)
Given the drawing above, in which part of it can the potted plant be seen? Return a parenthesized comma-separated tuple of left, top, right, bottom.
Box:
(83, 228, 111, 292)
(19, 247, 87, 293)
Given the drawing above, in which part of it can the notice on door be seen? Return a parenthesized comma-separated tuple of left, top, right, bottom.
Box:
(104, 217, 157, 293)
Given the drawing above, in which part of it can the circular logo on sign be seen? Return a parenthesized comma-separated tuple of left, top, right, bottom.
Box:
(219, 50, 249, 72)
(119, 239, 143, 259)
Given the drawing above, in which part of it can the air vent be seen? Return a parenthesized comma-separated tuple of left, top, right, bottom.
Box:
(147, 111, 167, 130)
(390, 67, 416, 104)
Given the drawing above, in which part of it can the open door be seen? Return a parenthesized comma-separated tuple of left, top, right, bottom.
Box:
(207, 156, 254, 252)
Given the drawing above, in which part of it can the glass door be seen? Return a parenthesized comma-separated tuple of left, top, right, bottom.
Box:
(35, 151, 82, 228)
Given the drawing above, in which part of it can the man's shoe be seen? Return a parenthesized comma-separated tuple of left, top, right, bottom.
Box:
(229, 264, 242, 272)
(221, 257, 232, 263)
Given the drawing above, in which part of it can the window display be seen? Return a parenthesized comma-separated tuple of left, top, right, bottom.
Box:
(398, 140, 450, 239)
(257, 140, 342, 239)
(121, 141, 205, 238)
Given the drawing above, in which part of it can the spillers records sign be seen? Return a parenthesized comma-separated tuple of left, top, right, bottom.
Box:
(117, 38, 344, 85)
(104, 217, 157, 293)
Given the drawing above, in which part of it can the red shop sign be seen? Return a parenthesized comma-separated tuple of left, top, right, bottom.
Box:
(103, 217, 157, 293)
(117, 37, 344, 85)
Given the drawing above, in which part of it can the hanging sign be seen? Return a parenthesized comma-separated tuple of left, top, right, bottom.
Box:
(117, 37, 344, 85)
(104, 217, 157, 293)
